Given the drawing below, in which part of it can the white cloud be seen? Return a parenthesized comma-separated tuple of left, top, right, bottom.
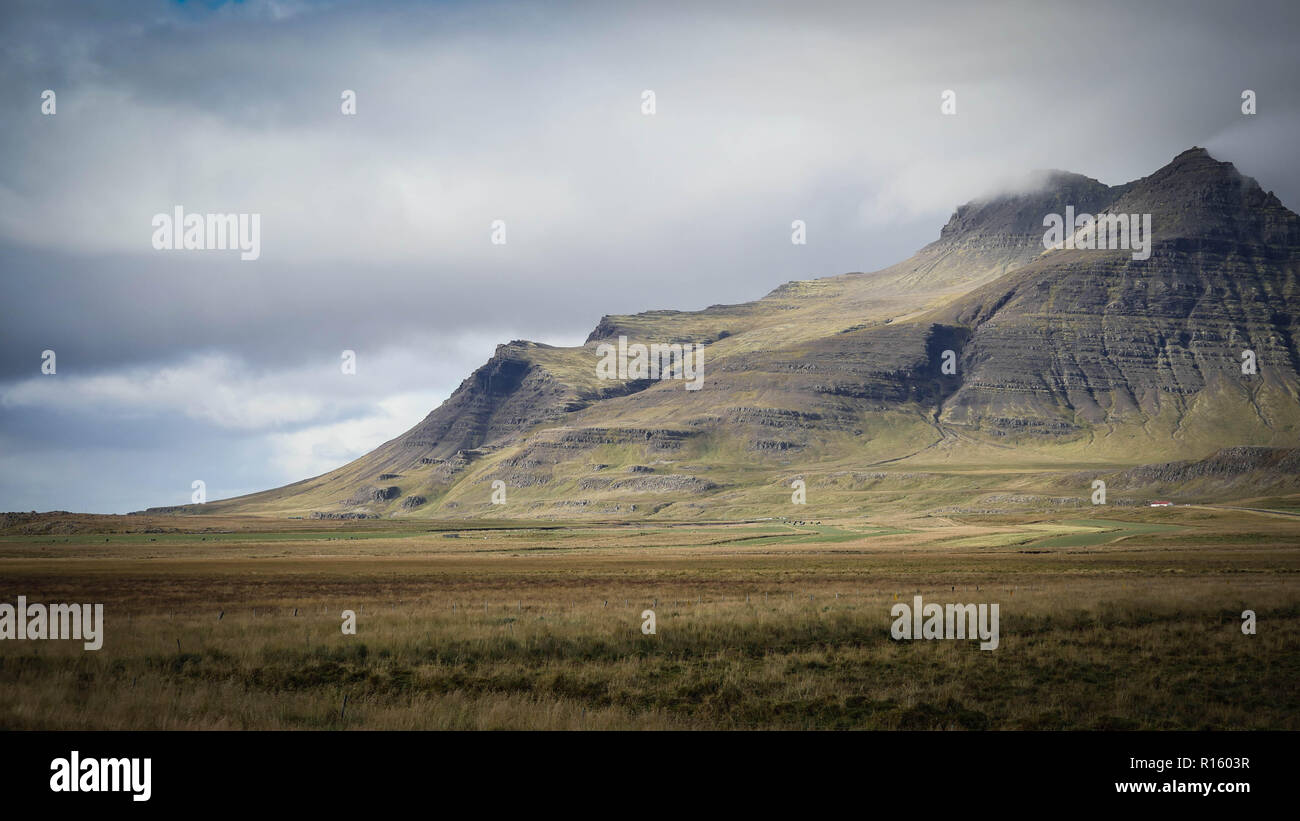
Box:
(0, 329, 516, 433)
(2, 354, 324, 430)
(263, 390, 444, 481)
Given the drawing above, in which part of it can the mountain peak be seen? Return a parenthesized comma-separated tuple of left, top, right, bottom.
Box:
(1143, 146, 1239, 185)
(1111, 147, 1299, 244)
(930, 148, 1299, 251)
(936, 170, 1116, 245)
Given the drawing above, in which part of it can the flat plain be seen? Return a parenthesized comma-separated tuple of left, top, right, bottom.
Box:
(1, 505, 1297, 730)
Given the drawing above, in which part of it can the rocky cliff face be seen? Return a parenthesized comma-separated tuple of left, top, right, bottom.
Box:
(188, 148, 1300, 519)
(389, 341, 583, 461)
(1052, 446, 1300, 501)
(881, 169, 1123, 293)
(936, 148, 1300, 443)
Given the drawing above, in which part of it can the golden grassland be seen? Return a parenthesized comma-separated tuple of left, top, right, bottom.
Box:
(1, 507, 1297, 730)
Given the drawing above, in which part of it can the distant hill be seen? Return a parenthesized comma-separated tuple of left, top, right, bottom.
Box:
(1095, 446, 1300, 501)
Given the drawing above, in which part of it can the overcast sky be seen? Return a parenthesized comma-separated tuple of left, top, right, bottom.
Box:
(2, 0, 1298, 513)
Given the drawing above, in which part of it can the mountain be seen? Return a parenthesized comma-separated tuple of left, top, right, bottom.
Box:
(170, 148, 1300, 519)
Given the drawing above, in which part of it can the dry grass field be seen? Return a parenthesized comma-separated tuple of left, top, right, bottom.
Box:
(1, 507, 1297, 730)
